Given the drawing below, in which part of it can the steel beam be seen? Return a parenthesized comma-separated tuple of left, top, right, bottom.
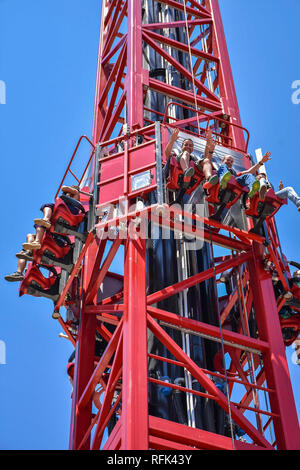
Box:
(248, 243, 300, 449)
(121, 236, 149, 449)
(67, 0, 300, 451)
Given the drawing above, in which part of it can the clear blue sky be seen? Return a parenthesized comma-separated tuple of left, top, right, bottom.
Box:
(0, 0, 299, 450)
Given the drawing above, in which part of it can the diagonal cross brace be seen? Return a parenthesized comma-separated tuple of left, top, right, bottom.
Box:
(147, 313, 273, 449)
(85, 236, 123, 305)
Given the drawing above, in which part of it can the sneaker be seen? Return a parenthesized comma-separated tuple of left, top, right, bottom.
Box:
(22, 241, 41, 251)
(34, 218, 51, 229)
(219, 171, 232, 190)
(52, 311, 61, 320)
(259, 183, 268, 200)
(61, 185, 78, 196)
(4, 271, 24, 282)
(15, 249, 33, 261)
(184, 167, 195, 179)
(203, 174, 219, 190)
(248, 180, 260, 198)
(219, 272, 229, 283)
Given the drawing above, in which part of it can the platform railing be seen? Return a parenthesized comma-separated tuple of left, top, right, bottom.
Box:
(161, 101, 250, 154)
(55, 135, 96, 199)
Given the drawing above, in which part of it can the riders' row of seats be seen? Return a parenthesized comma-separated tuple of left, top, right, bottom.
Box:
(166, 156, 286, 233)
(19, 194, 87, 304)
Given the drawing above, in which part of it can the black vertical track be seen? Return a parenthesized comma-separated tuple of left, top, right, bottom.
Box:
(142, 0, 224, 432)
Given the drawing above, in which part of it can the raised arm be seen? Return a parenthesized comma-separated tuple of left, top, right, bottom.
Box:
(204, 128, 216, 160)
(239, 151, 272, 175)
(165, 128, 180, 159)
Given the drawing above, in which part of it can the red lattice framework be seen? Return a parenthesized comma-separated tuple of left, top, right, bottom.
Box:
(52, 0, 300, 450)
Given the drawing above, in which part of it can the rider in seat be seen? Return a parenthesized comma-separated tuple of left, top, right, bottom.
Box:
(217, 152, 272, 199)
(205, 152, 270, 222)
(4, 185, 84, 282)
(19, 263, 61, 303)
(245, 172, 294, 234)
(164, 128, 218, 204)
(256, 173, 300, 211)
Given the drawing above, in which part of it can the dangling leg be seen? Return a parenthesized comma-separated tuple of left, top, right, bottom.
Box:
(202, 158, 219, 189)
(180, 152, 194, 179)
(22, 226, 45, 251)
(276, 187, 300, 211)
(4, 260, 26, 281)
(16, 233, 35, 260)
(236, 174, 260, 198)
(34, 205, 53, 229)
(35, 225, 46, 245)
(216, 164, 232, 190)
(258, 177, 268, 200)
(5, 234, 35, 282)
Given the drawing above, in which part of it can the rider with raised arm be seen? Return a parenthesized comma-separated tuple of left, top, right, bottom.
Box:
(165, 128, 218, 188)
(216, 151, 272, 198)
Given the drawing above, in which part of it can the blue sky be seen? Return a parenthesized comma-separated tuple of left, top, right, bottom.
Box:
(0, 0, 299, 450)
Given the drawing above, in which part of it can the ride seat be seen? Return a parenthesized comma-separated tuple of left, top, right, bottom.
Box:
(33, 232, 74, 273)
(165, 156, 205, 195)
(280, 316, 300, 346)
(50, 196, 87, 240)
(290, 284, 300, 301)
(207, 175, 248, 221)
(19, 263, 60, 302)
(34, 232, 72, 261)
(207, 176, 248, 207)
(246, 189, 287, 234)
(245, 188, 287, 218)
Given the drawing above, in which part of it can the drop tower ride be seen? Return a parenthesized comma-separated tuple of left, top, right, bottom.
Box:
(51, 0, 300, 451)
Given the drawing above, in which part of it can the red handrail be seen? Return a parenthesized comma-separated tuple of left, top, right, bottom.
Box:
(162, 101, 250, 153)
(55, 135, 96, 199)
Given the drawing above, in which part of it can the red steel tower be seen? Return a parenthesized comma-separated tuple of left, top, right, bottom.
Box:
(37, 0, 300, 450)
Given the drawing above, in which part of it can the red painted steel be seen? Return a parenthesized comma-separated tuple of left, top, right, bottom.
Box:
(248, 243, 300, 449)
(121, 236, 149, 449)
(57, 0, 300, 451)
